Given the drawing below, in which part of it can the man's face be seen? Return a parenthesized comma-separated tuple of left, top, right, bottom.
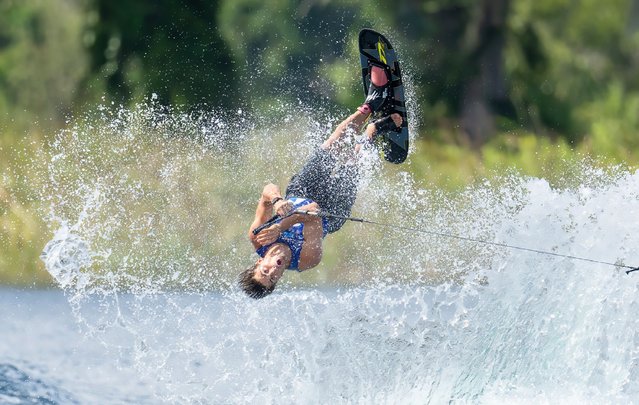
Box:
(253, 255, 285, 289)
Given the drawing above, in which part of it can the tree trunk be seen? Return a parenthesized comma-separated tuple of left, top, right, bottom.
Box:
(461, 0, 510, 147)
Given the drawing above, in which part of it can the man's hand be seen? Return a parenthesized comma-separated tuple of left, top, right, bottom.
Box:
(273, 200, 294, 217)
(255, 223, 281, 246)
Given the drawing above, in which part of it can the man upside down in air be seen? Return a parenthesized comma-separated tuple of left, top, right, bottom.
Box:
(239, 64, 402, 299)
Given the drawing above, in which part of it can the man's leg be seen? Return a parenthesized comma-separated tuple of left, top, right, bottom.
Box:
(354, 113, 403, 154)
(322, 63, 394, 150)
(286, 108, 373, 200)
(322, 161, 359, 233)
(287, 65, 394, 210)
(321, 110, 370, 150)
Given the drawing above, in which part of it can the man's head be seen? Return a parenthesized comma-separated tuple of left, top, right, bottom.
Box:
(238, 252, 286, 299)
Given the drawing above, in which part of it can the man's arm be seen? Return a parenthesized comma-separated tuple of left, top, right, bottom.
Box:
(297, 213, 323, 270)
(271, 202, 319, 230)
(248, 183, 283, 248)
(271, 202, 323, 271)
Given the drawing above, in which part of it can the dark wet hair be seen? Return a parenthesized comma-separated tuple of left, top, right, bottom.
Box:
(238, 263, 275, 299)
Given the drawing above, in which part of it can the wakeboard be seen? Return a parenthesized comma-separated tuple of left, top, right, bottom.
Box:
(358, 28, 409, 164)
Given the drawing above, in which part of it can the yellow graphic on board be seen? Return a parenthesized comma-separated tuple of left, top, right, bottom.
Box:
(377, 39, 387, 65)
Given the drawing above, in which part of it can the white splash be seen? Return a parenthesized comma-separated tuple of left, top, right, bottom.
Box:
(37, 97, 639, 403)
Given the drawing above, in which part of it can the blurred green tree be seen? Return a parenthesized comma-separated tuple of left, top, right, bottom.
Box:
(219, 0, 519, 144)
(217, 0, 369, 111)
(505, 0, 638, 144)
(86, 0, 237, 108)
(1, 0, 637, 147)
(0, 0, 88, 131)
(386, 0, 638, 146)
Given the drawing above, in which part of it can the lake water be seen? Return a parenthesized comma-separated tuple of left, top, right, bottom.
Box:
(0, 288, 154, 404)
(3, 274, 639, 404)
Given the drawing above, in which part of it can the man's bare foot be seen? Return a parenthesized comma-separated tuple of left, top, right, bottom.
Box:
(354, 113, 404, 155)
(365, 113, 403, 140)
(389, 113, 402, 128)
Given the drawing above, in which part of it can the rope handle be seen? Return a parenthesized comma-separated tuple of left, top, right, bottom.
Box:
(251, 208, 307, 236)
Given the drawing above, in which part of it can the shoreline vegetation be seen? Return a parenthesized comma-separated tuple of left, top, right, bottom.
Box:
(2, 1, 639, 287)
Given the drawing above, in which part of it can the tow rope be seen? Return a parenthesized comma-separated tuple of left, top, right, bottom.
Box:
(285, 209, 639, 275)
